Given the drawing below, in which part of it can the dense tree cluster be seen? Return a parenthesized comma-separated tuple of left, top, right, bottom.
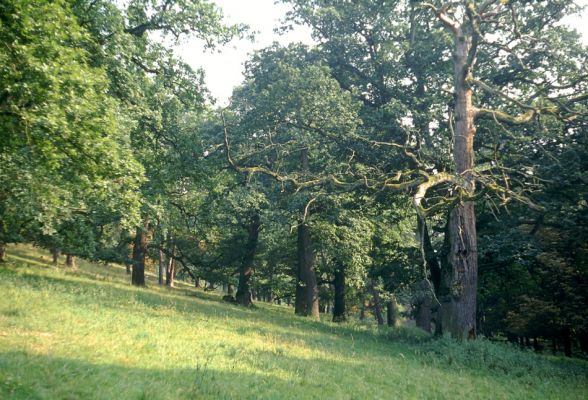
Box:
(1, 0, 586, 356)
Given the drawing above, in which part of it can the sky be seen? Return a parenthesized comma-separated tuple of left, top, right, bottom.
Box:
(176, 0, 588, 105)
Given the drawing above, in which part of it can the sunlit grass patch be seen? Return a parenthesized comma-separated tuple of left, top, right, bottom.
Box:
(1, 244, 587, 399)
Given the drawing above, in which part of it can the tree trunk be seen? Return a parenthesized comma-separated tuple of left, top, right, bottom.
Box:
(0, 242, 5, 263)
(369, 279, 384, 326)
(296, 223, 319, 318)
(132, 224, 148, 286)
(195, 277, 200, 288)
(415, 281, 433, 333)
(65, 254, 76, 268)
(387, 297, 397, 327)
(294, 223, 308, 315)
(236, 213, 260, 307)
(165, 250, 175, 288)
(158, 249, 166, 285)
(332, 264, 346, 322)
(51, 248, 60, 264)
(228, 283, 234, 296)
(442, 27, 479, 340)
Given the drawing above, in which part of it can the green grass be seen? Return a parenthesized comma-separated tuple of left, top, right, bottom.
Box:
(1, 245, 587, 399)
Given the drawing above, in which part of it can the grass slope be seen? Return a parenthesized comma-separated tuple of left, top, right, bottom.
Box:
(1, 244, 587, 399)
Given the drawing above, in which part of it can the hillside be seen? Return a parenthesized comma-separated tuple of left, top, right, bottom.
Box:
(1, 245, 586, 400)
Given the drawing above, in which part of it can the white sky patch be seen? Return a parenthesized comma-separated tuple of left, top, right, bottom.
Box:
(175, 0, 313, 106)
(175, 0, 588, 105)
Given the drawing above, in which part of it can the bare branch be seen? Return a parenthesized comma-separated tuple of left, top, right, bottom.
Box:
(422, 2, 460, 35)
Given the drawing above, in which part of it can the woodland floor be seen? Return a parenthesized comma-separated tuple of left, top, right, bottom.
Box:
(0, 244, 587, 399)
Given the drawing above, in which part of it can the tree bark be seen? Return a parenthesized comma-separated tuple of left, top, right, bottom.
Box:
(332, 264, 346, 322)
(296, 223, 319, 318)
(442, 26, 479, 340)
(369, 279, 384, 326)
(415, 291, 432, 333)
(132, 224, 148, 286)
(158, 248, 166, 285)
(165, 248, 175, 288)
(236, 213, 260, 307)
(51, 248, 60, 264)
(65, 254, 76, 268)
(0, 242, 5, 263)
(387, 297, 397, 327)
(165, 256, 175, 287)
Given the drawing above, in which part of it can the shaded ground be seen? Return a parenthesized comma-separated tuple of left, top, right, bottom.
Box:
(1, 244, 586, 399)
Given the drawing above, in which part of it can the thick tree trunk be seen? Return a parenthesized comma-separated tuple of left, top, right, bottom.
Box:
(296, 223, 319, 318)
(332, 264, 346, 322)
(294, 223, 308, 315)
(236, 213, 260, 307)
(165, 250, 175, 288)
(369, 279, 384, 326)
(294, 260, 307, 315)
(51, 248, 60, 264)
(65, 254, 76, 268)
(415, 292, 432, 333)
(228, 283, 234, 296)
(132, 224, 148, 286)
(442, 28, 479, 340)
(387, 298, 397, 327)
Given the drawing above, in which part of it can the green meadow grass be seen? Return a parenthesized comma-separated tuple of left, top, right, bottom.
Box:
(1, 244, 586, 399)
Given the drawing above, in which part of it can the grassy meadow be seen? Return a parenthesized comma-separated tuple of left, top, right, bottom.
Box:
(0, 244, 586, 399)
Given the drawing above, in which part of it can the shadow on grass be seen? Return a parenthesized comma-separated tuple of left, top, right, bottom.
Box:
(0, 264, 265, 327)
(0, 351, 300, 400)
(3, 253, 587, 391)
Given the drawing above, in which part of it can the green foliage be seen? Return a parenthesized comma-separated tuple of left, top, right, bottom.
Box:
(0, 0, 144, 242)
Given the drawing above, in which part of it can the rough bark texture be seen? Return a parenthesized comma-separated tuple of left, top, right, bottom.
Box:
(415, 288, 432, 333)
(386, 298, 397, 327)
(332, 264, 346, 322)
(236, 213, 260, 307)
(442, 29, 479, 340)
(296, 223, 319, 318)
(165, 250, 175, 288)
(132, 224, 148, 286)
(294, 223, 308, 315)
(65, 254, 76, 268)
